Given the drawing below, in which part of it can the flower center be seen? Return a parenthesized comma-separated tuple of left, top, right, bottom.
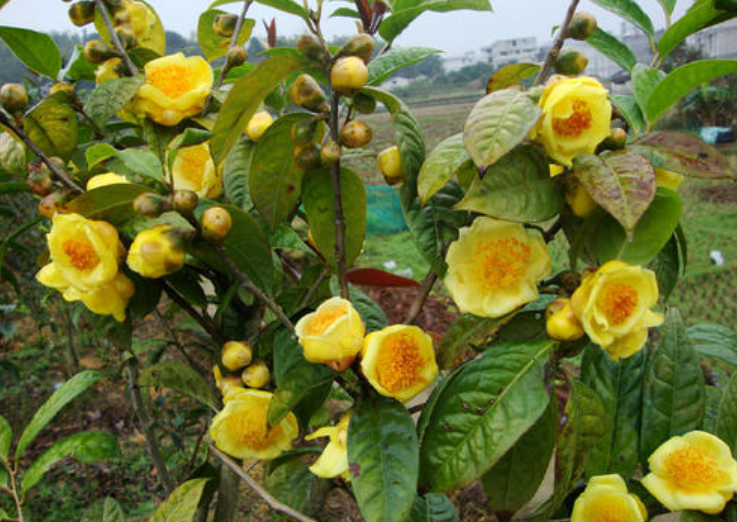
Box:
(236, 406, 284, 450)
(591, 501, 629, 522)
(376, 333, 425, 392)
(62, 238, 100, 271)
(176, 146, 210, 188)
(309, 309, 347, 336)
(476, 238, 531, 290)
(666, 445, 725, 491)
(148, 64, 192, 98)
(553, 99, 593, 138)
(602, 283, 638, 325)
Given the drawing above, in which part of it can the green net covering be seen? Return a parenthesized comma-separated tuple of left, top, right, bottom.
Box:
(365, 185, 408, 236)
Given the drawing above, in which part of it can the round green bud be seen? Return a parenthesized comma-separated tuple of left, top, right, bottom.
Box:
(294, 143, 321, 170)
(133, 192, 170, 218)
(0, 83, 28, 114)
(83, 40, 112, 64)
(289, 74, 328, 113)
(68, 1, 96, 26)
(339, 120, 372, 149)
(297, 33, 325, 62)
(201, 206, 232, 242)
(554, 49, 589, 76)
(568, 12, 598, 41)
(320, 141, 341, 165)
(173, 190, 198, 214)
(227, 46, 248, 67)
(337, 33, 375, 63)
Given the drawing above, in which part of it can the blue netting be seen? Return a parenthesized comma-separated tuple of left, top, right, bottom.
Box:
(365, 185, 408, 236)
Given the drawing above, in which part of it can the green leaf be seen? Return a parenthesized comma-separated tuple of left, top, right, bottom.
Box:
(640, 308, 706, 462)
(148, 478, 210, 522)
(658, 1, 737, 61)
(0, 217, 43, 273)
(348, 395, 419, 522)
(367, 47, 441, 86)
(629, 131, 737, 179)
(582, 345, 646, 480)
(212, 55, 305, 165)
(303, 167, 366, 269)
(0, 26, 61, 78)
(417, 133, 470, 205)
(408, 494, 460, 522)
(485, 63, 541, 94)
(649, 235, 681, 303)
(481, 398, 557, 520)
(115, 149, 164, 181)
(0, 414, 11, 461)
(589, 0, 654, 36)
(436, 312, 516, 370)
(403, 181, 467, 278)
(586, 28, 638, 73)
(23, 97, 78, 160)
(717, 371, 737, 456)
(596, 187, 682, 265)
(268, 360, 335, 426)
(83, 76, 144, 126)
(689, 324, 737, 366)
(632, 64, 664, 118)
(418, 340, 554, 492)
(15, 370, 106, 458)
(0, 181, 27, 195)
(263, 452, 329, 519)
(611, 95, 646, 135)
(331, 281, 388, 333)
(330, 7, 361, 19)
(21, 431, 120, 493)
(254, 0, 309, 20)
(0, 132, 27, 175)
(63, 184, 150, 224)
(222, 139, 254, 210)
(248, 113, 309, 231)
(455, 145, 563, 222)
(647, 60, 737, 124)
(463, 88, 541, 170)
(657, 0, 677, 15)
(140, 361, 217, 411)
(197, 10, 254, 62)
(85, 143, 118, 169)
(80, 497, 126, 522)
(61, 45, 97, 82)
(573, 150, 656, 236)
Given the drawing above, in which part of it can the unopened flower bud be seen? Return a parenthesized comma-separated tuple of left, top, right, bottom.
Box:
(339, 120, 372, 149)
(49, 82, 76, 98)
(241, 360, 270, 389)
(201, 206, 232, 242)
(38, 191, 69, 219)
(336, 34, 375, 63)
(554, 49, 589, 76)
(376, 145, 404, 185)
(213, 13, 238, 38)
(0, 83, 28, 114)
(564, 176, 597, 218)
(133, 192, 171, 218)
(568, 12, 598, 41)
(320, 141, 341, 165)
(127, 225, 187, 278)
(115, 26, 138, 50)
(294, 143, 321, 170)
(245, 111, 273, 142)
(545, 297, 585, 341)
(68, 1, 96, 26)
(227, 46, 247, 67)
(221, 341, 253, 372)
(173, 190, 198, 214)
(297, 33, 325, 62)
(331, 56, 368, 95)
(27, 170, 54, 196)
(84, 40, 113, 64)
(289, 74, 328, 113)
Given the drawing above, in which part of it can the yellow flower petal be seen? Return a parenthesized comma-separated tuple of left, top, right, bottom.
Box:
(295, 297, 365, 364)
(170, 140, 221, 198)
(571, 474, 647, 522)
(126, 225, 185, 278)
(86, 173, 130, 191)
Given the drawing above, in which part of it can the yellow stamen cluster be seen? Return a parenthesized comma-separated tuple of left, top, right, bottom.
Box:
(665, 445, 723, 490)
(375, 333, 425, 393)
(477, 238, 531, 290)
(147, 64, 191, 98)
(63, 239, 101, 271)
(602, 283, 638, 325)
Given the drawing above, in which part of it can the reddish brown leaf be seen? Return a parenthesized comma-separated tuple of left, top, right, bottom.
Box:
(347, 268, 420, 287)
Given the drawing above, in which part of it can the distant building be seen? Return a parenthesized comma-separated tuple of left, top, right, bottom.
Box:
(381, 76, 413, 90)
(442, 50, 485, 72)
(691, 18, 737, 59)
(483, 37, 538, 67)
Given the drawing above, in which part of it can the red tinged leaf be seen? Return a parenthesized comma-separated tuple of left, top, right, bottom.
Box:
(347, 268, 420, 287)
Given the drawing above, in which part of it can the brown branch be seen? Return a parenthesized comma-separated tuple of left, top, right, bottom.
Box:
(210, 445, 320, 522)
(544, 218, 563, 243)
(535, 0, 582, 86)
(404, 270, 438, 325)
(93, 0, 139, 76)
(328, 92, 349, 299)
(0, 112, 83, 193)
(160, 281, 228, 345)
(297, 268, 329, 311)
(2, 461, 25, 522)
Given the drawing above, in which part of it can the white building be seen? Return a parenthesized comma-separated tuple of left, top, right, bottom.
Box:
(691, 18, 737, 60)
(441, 50, 485, 72)
(483, 37, 538, 67)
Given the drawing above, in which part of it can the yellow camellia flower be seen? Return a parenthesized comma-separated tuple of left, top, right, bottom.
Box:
(126, 225, 186, 278)
(209, 389, 298, 460)
(642, 431, 737, 514)
(445, 217, 551, 318)
(86, 173, 130, 191)
(655, 168, 684, 191)
(531, 76, 612, 166)
(295, 297, 366, 364)
(95, 58, 122, 84)
(170, 141, 222, 198)
(306, 413, 351, 480)
(360, 324, 438, 403)
(135, 53, 213, 126)
(571, 260, 664, 361)
(571, 474, 648, 522)
(44, 213, 121, 292)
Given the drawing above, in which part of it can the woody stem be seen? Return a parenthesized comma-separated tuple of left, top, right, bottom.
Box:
(535, 0, 581, 86)
(93, 0, 139, 76)
(328, 92, 350, 299)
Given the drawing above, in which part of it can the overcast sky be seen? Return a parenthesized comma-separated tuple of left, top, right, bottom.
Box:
(0, 0, 690, 55)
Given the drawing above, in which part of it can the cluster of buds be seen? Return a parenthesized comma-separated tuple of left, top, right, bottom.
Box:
(553, 12, 598, 76)
(217, 341, 271, 395)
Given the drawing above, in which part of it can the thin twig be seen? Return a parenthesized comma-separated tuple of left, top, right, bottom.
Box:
(210, 445, 320, 522)
(124, 355, 175, 494)
(0, 112, 83, 193)
(297, 268, 329, 310)
(404, 270, 438, 325)
(153, 307, 209, 379)
(544, 218, 563, 243)
(160, 281, 228, 345)
(186, 420, 210, 476)
(328, 92, 349, 299)
(2, 461, 24, 522)
(535, 0, 582, 86)
(93, 0, 139, 75)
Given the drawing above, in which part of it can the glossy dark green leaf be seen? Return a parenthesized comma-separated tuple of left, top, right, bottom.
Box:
(212, 55, 305, 165)
(140, 361, 216, 411)
(338, 281, 388, 333)
(0, 414, 11, 461)
(408, 493, 460, 522)
(197, 9, 254, 62)
(436, 312, 517, 370)
(632, 64, 664, 118)
(717, 371, 737, 456)
(582, 345, 646, 479)
(418, 340, 553, 492)
(629, 131, 737, 179)
(222, 139, 254, 210)
(268, 360, 335, 426)
(455, 145, 563, 222)
(254, 0, 310, 20)
(83, 76, 144, 126)
(640, 309, 706, 462)
(657, 0, 677, 15)
(463, 88, 541, 170)
(648, 235, 681, 302)
(481, 398, 557, 519)
(115, 149, 164, 181)
(62, 184, 150, 224)
(302, 167, 366, 269)
(0, 26, 61, 78)
(611, 95, 646, 135)
(85, 143, 117, 169)
(658, 1, 737, 60)
(368, 47, 441, 87)
(417, 133, 470, 205)
(16, 370, 106, 458)
(21, 431, 120, 493)
(348, 395, 419, 522)
(689, 324, 737, 366)
(148, 478, 210, 522)
(586, 28, 638, 73)
(589, 0, 654, 35)
(23, 97, 78, 160)
(596, 187, 682, 265)
(263, 452, 329, 519)
(485, 63, 540, 94)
